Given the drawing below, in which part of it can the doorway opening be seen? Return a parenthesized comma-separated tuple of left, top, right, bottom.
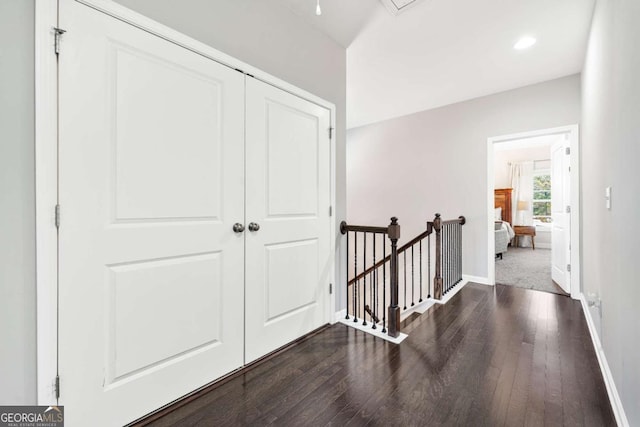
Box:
(487, 126, 580, 299)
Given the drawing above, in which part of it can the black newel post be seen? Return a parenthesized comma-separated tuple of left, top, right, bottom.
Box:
(387, 217, 401, 338)
(433, 213, 443, 300)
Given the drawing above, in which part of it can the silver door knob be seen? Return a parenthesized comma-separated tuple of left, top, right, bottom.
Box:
(233, 223, 245, 233)
(248, 222, 260, 232)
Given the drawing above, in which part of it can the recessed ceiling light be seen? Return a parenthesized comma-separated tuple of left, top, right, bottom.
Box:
(514, 36, 536, 50)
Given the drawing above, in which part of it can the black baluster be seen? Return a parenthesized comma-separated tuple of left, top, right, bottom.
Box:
(456, 224, 459, 284)
(450, 225, 454, 290)
(453, 225, 457, 287)
(453, 224, 456, 286)
(453, 224, 458, 285)
(445, 225, 448, 293)
(427, 233, 431, 299)
(373, 268, 378, 330)
(448, 224, 451, 293)
(346, 230, 350, 319)
(353, 232, 358, 322)
(447, 225, 451, 293)
(442, 225, 446, 294)
(447, 224, 451, 292)
(459, 224, 462, 283)
(443, 225, 447, 294)
(363, 232, 367, 326)
(411, 245, 415, 306)
(382, 234, 387, 333)
(459, 224, 461, 283)
(419, 240, 423, 303)
(444, 224, 448, 294)
(403, 251, 407, 310)
(459, 223, 462, 284)
(372, 234, 377, 329)
(452, 224, 456, 287)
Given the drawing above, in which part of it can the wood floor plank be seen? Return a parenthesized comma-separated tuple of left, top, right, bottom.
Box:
(140, 284, 616, 427)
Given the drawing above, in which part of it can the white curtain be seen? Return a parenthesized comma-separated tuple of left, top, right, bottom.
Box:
(509, 161, 534, 227)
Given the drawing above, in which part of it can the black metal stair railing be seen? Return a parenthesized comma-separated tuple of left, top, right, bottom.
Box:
(431, 214, 466, 299)
(341, 213, 466, 339)
(340, 217, 401, 337)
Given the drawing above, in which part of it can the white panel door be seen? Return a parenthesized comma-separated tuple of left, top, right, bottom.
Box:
(58, 2, 245, 425)
(245, 78, 332, 363)
(550, 137, 571, 292)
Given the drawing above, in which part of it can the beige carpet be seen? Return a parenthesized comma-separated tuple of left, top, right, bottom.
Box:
(495, 247, 568, 295)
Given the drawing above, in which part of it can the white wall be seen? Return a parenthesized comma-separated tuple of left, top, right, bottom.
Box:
(347, 74, 580, 279)
(0, 0, 36, 405)
(582, 0, 640, 424)
(114, 0, 348, 309)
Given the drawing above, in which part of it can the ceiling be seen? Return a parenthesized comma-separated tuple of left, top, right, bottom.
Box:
(276, 0, 381, 47)
(277, 0, 595, 129)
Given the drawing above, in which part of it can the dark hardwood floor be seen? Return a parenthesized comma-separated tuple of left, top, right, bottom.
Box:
(143, 284, 616, 426)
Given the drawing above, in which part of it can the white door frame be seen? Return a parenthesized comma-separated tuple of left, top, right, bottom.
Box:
(35, 0, 337, 405)
(486, 125, 580, 299)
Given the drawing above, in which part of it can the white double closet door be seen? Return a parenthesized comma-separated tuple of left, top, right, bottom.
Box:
(57, 1, 331, 425)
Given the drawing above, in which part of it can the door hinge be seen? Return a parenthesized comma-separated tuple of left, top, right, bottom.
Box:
(54, 375, 60, 399)
(55, 204, 61, 229)
(566, 205, 571, 213)
(329, 206, 332, 217)
(567, 264, 571, 272)
(329, 283, 333, 294)
(328, 127, 334, 139)
(565, 147, 571, 155)
(54, 27, 66, 55)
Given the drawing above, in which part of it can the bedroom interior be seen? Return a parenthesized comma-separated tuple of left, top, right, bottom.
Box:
(493, 134, 567, 295)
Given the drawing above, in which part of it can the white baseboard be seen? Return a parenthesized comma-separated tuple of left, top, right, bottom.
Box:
(462, 274, 491, 285)
(400, 298, 436, 319)
(337, 317, 408, 344)
(434, 279, 470, 305)
(579, 294, 629, 427)
(334, 309, 346, 323)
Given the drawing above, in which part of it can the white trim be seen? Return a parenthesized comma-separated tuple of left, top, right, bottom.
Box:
(334, 309, 347, 323)
(579, 294, 629, 427)
(35, 0, 59, 405)
(487, 125, 581, 299)
(462, 274, 491, 285)
(329, 109, 337, 326)
(399, 298, 436, 319)
(37, 0, 338, 402)
(338, 280, 471, 342)
(433, 279, 469, 305)
(337, 318, 408, 344)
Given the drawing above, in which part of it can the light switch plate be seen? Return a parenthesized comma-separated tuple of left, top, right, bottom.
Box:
(605, 186, 611, 210)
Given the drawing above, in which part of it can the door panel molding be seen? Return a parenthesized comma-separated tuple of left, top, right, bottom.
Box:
(244, 77, 332, 364)
(56, 1, 246, 425)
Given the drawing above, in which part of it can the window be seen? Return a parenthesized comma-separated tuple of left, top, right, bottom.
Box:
(533, 171, 552, 222)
